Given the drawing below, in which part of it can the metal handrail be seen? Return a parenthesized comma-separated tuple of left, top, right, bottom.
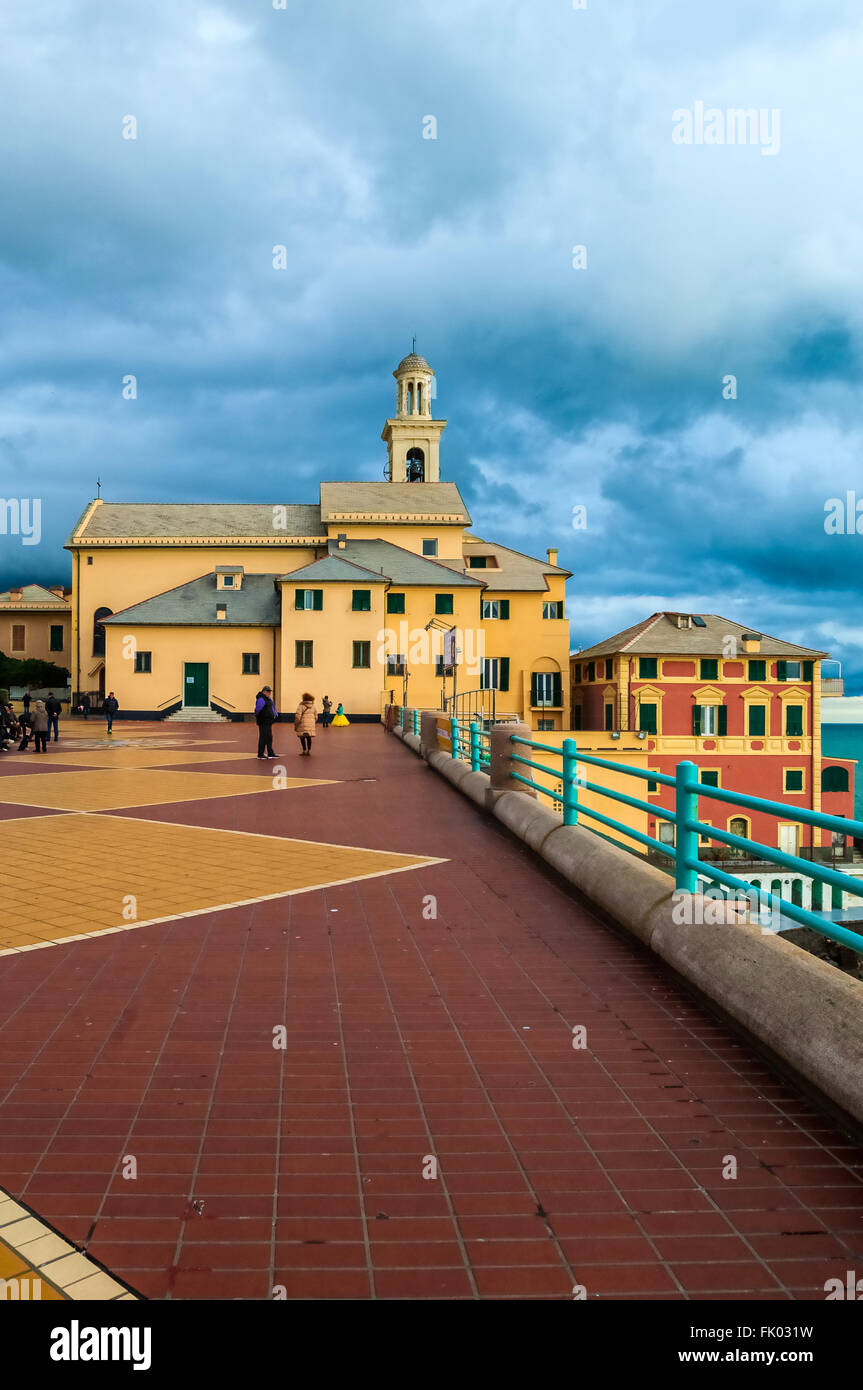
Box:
(156, 693, 182, 709)
(504, 736, 863, 955)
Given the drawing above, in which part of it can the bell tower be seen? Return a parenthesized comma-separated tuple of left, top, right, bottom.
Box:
(381, 350, 446, 483)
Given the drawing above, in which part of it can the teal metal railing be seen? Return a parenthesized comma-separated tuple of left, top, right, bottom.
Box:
(503, 736, 863, 955)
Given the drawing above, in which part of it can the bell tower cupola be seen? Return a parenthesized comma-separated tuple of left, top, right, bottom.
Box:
(382, 349, 447, 483)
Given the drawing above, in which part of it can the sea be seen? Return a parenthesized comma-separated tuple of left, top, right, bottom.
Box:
(823, 723, 863, 822)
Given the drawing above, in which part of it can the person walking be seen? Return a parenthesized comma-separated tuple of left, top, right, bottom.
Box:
(30, 699, 49, 753)
(294, 692, 317, 755)
(17, 705, 33, 751)
(332, 702, 350, 727)
(254, 686, 278, 758)
(103, 691, 119, 733)
(22, 691, 31, 717)
(81, 694, 91, 720)
(321, 695, 333, 730)
(45, 691, 61, 742)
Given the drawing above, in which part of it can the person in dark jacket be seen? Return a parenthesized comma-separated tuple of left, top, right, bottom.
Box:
(103, 692, 119, 733)
(17, 706, 33, 750)
(81, 694, 91, 720)
(321, 695, 332, 729)
(22, 692, 31, 715)
(45, 692, 61, 741)
(30, 699, 50, 753)
(254, 686, 278, 758)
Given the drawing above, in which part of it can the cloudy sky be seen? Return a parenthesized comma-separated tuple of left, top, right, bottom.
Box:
(1, 1, 862, 685)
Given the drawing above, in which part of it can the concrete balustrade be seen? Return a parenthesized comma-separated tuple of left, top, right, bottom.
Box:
(394, 717, 863, 1129)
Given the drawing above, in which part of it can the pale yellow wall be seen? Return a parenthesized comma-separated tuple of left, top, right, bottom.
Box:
(103, 624, 277, 714)
(330, 524, 465, 559)
(0, 609, 71, 666)
(510, 731, 649, 848)
(278, 581, 388, 715)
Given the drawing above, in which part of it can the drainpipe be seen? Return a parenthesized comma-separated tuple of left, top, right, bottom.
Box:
(75, 549, 80, 700)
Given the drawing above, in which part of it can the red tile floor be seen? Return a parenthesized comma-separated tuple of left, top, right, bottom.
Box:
(1, 720, 862, 1299)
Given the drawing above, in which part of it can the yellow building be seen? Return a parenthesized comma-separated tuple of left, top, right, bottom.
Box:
(66, 354, 571, 725)
(0, 583, 71, 668)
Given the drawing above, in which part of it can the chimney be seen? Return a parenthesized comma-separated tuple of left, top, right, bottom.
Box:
(9, 588, 22, 601)
(337, 532, 347, 550)
(50, 586, 65, 599)
(546, 548, 558, 566)
(216, 603, 227, 621)
(741, 632, 761, 653)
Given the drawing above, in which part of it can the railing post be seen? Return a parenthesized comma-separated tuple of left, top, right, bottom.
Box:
(469, 721, 480, 773)
(675, 760, 699, 893)
(397, 705, 403, 729)
(412, 708, 419, 736)
(450, 717, 460, 760)
(562, 737, 579, 826)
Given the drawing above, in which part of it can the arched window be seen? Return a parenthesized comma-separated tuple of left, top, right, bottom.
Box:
(92, 607, 113, 657)
(770, 877, 783, 899)
(822, 765, 849, 793)
(729, 816, 749, 854)
(791, 879, 803, 906)
(406, 383, 414, 415)
(406, 448, 425, 482)
(417, 382, 423, 414)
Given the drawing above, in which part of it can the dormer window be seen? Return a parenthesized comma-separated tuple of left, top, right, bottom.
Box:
(216, 566, 244, 591)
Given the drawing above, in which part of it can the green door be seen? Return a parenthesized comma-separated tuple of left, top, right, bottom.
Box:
(184, 662, 209, 707)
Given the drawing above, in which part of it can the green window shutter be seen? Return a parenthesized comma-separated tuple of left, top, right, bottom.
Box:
(748, 705, 766, 736)
(313, 590, 323, 611)
(776, 659, 787, 682)
(700, 770, 719, 787)
(530, 673, 539, 705)
(692, 706, 702, 736)
(574, 663, 581, 682)
(639, 657, 657, 679)
(352, 590, 370, 611)
(499, 657, 510, 692)
(803, 660, 813, 680)
(785, 770, 804, 791)
(500, 599, 510, 620)
(587, 661, 595, 681)
(294, 591, 304, 611)
(387, 593, 405, 614)
(435, 593, 453, 615)
(748, 659, 766, 682)
(640, 703, 657, 735)
(604, 703, 613, 731)
(717, 706, 727, 736)
(700, 659, 718, 680)
(786, 704, 804, 737)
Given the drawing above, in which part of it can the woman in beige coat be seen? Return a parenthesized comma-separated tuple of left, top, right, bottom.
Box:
(294, 692, 317, 755)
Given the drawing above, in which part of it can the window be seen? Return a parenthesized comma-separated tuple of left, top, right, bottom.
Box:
(295, 589, 323, 611)
(748, 704, 766, 737)
(50, 624, 64, 652)
(605, 658, 613, 679)
(86, 555, 93, 565)
(729, 817, 749, 846)
(221, 574, 235, 587)
(295, 640, 313, 668)
(406, 447, 425, 482)
(604, 703, 614, 731)
(700, 770, 719, 787)
(92, 607, 113, 657)
(435, 658, 455, 677)
(352, 641, 371, 669)
(573, 663, 581, 682)
(658, 822, 676, 846)
(587, 661, 595, 681)
(134, 651, 152, 673)
(467, 555, 487, 569)
(242, 652, 260, 675)
(435, 593, 453, 615)
(748, 659, 766, 681)
(647, 775, 658, 792)
(784, 769, 804, 792)
(700, 658, 718, 680)
(352, 590, 371, 612)
(387, 654, 406, 676)
(531, 671, 561, 706)
(572, 706, 583, 731)
(822, 765, 849, 793)
(482, 599, 509, 620)
(387, 592, 405, 614)
(11, 624, 24, 651)
(776, 660, 812, 682)
(639, 702, 657, 735)
(537, 719, 555, 731)
(785, 704, 804, 737)
(639, 658, 657, 679)
(483, 658, 510, 692)
(422, 539, 438, 557)
(216, 603, 227, 620)
(692, 705, 727, 736)
(543, 601, 564, 619)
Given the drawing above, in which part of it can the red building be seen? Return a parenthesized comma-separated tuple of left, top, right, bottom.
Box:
(570, 612, 855, 858)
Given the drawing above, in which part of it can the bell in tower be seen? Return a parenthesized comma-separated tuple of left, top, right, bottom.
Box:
(381, 350, 447, 483)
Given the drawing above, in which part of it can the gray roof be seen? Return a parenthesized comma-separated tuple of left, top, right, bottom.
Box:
(437, 539, 570, 591)
(279, 553, 388, 584)
(575, 612, 828, 661)
(103, 573, 280, 627)
(319, 482, 470, 524)
(329, 539, 484, 587)
(0, 583, 70, 609)
(69, 501, 323, 542)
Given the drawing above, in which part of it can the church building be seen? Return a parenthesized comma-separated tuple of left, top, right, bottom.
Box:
(66, 354, 571, 725)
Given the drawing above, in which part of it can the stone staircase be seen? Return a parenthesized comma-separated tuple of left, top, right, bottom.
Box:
(163, 706, 234, 724)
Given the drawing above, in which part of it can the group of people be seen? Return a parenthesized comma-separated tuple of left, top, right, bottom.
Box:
(253, 690, 349, 759)
(0, 690, 121, 754)
(0, 691, 62, 754)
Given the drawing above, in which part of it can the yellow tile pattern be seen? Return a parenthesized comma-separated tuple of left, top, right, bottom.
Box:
(0, 768, 334, 811)
(4, 749, 260, 769)
(0, 1192, 134, 1300)
(0, 813, 441, 955)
